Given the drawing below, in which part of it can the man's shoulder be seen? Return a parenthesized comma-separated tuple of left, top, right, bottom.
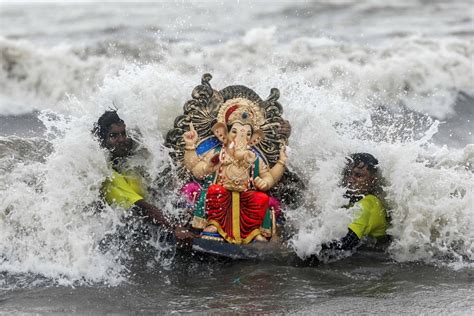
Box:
(359, 194, 383, 212)
(107, 169, 142, 185)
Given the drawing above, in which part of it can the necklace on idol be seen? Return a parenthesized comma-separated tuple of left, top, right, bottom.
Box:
(218, 147, 256, 188)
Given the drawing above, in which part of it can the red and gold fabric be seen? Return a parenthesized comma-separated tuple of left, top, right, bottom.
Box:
(205, 184, 269, 244)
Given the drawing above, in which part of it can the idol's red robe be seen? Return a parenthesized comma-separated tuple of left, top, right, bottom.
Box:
(206, 184, 269, 244)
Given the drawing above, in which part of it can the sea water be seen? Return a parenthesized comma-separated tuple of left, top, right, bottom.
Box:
(0, 0, 473, 313)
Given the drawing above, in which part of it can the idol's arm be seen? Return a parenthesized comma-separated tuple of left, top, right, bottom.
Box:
(269, 161, 285, 185)
(269, 146, 287, 184)
(183, 122, 216, 179)
(254, 146, 287, 191)
(183, 146, 201, 170)
(187, 151, 218, 179)
(254, 163, 275, 191)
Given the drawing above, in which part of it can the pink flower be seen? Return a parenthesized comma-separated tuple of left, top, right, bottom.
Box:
(268, 197, 281, 219)
(180, 182, 202, 204)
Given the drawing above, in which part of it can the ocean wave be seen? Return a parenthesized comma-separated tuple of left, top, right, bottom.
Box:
(0, 4, 473, 284)
(0, 66, 472, 286)
(1, 29, 472, 121)
(156, 30, 473, 120)
(0, 37, 124, 115)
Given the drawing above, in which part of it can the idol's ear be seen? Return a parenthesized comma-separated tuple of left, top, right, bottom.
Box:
(249, 129, 264, 146)
(212, 122, 228, 144)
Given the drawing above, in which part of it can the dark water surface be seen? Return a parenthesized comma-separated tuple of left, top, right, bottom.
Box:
(1, 252, 473, 314)
(0, 112, 45, 137)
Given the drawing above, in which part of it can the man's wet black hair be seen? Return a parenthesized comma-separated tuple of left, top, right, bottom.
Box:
(93, 110, 124, 145)
(342, 152, 383, 202)
(349, 153, 379, 173)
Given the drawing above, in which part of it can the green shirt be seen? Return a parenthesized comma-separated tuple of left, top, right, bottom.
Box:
(102, 170, 146, 209)
(348, 194, 387, 239)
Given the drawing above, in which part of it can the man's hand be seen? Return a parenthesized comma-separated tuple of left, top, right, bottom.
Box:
(174, 226, 197, 249)
(134, 200, 171, 228)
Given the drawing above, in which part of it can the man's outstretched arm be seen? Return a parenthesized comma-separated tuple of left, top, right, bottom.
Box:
(322, 229, 360, 251)
(134, 200, 171, 228)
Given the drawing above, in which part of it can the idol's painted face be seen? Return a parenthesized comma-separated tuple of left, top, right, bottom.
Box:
(345, 162, 376, 194)
(228, 122, 252, 145)
(104, 123, 132, 158)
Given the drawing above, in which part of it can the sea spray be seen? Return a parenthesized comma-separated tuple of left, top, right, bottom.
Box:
(0, 1, 472, 287)
(1, 30, 472, 121)
(0, 37, 124, 115)
(0, 112, 128, 285)
(1, 60, 473, 286)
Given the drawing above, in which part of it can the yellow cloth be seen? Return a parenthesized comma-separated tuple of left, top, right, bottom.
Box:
(348, 194, 387, 239)
(102, 170, 146, 209)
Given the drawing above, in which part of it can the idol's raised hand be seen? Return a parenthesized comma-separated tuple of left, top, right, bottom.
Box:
(183, 122, 198, 146)
(279, 145, 287, 163)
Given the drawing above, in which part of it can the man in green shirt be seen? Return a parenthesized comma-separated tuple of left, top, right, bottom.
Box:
(320, 153, 388, 256)
(93, 110, 169, 227)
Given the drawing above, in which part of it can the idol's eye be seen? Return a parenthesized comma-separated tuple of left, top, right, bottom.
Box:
(231, 129, 237, 134)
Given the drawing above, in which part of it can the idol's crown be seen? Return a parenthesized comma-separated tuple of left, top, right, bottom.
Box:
(217, 98, 265, 129)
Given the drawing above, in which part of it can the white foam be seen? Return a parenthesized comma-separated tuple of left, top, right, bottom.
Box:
(0, 37, 124, 115)
(1, 30, 472, 120)
(0, 1, 473, 284)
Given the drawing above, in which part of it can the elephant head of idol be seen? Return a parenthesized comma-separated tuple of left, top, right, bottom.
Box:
(212, 98, 265, 162)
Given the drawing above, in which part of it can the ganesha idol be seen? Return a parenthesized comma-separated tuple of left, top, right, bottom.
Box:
(165, 74, 292, 245)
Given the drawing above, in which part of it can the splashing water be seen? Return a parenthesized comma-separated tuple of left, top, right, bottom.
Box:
(0, 1, 472, 289)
